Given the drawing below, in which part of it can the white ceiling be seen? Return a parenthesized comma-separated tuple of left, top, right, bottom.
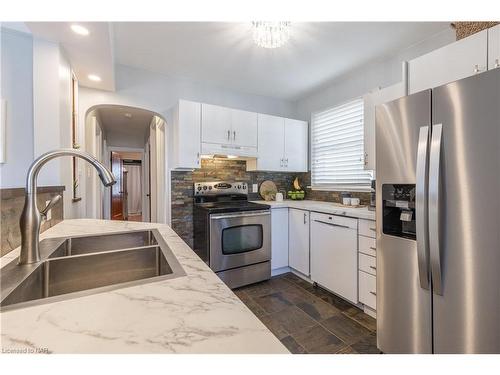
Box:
(95, 105, 155, 148)
(27, 22, 115, 91)
(112, 22, 451, 100)
(24, 22, 452, 100)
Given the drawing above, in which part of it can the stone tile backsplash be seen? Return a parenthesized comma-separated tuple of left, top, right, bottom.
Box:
(170, 159, 370, 247)
(1, 186, 64, 256)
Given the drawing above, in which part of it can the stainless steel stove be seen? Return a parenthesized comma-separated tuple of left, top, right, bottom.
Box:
(193, 181, 271, 289)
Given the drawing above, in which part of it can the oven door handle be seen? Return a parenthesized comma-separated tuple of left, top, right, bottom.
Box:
(210, 211, 270, 220)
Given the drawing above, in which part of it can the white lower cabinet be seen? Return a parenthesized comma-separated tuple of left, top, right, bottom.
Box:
(271, 208, 289, 270)
(358, 271, 376, 310)
(288, 209, 310, 275)
(310, 212, 358, 304)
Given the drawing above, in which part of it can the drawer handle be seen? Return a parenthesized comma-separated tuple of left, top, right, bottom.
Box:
(369, 227, 376, 232)
(370, 291, 377, 296)
(314, 220, 350, 229)
(370, 246, 376, 251)
(369, 266, 377, 270)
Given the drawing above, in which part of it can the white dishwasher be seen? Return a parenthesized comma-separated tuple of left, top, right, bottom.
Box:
(310, 212, 358, 304)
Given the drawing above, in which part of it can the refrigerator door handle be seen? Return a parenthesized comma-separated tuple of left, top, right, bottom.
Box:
(429, 123, 443, 295)
(416, 126, 431, 290)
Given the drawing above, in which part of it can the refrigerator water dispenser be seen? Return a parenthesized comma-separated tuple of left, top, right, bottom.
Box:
(382, 184, 416, 240)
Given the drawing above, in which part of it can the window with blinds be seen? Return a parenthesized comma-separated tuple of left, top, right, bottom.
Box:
(311, 98, 372, 191)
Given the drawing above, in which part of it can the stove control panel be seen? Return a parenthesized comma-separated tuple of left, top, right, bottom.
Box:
(194, 181, 248, 196)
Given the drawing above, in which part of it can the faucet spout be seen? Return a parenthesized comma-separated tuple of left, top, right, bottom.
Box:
(18, 149, 116, 265)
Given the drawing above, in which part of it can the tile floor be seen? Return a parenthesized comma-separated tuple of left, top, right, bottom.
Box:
(234, 272, 379, 354)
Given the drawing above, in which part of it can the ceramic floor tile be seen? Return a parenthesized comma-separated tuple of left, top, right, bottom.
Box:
(291, 324, 347, 354)
(237, 272, 378, 354)
(342, 306, 377, 332)
(351, 332, 380, 354)
(296, 297, 341, 321)
(255, 292, 293, 314)
(320, 314, 372, 345)
(280, 335, 307, 354)
(268, 305, 317, 334)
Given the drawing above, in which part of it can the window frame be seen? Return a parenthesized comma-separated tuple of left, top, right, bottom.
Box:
(309, 97, 372, 192)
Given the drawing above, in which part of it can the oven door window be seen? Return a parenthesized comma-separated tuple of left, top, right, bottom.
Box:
(221, 224, 263, 255)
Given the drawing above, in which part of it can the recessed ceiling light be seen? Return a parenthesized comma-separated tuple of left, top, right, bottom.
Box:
(70, 24, 89, 36)
(87, 74, 101, 82)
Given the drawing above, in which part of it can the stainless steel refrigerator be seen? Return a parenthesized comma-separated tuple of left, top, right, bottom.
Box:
(375, 68, 500, 354)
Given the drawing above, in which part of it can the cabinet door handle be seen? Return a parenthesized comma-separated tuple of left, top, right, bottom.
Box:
(370, 291, 377, 296)
(280, 158, 283, 167)
(227, 130, 231, 140)
(495, 59, 500, 68)
(233, 131, 236, 141)
(474, 64, 483, 74)
(369, 266, 377, 271)
(303, 212, 307, 224)
(196, 152, 200, 165)
(369, 246, 376, 251)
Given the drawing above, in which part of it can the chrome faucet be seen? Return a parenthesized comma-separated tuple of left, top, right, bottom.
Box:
(18, 149, 116, 265)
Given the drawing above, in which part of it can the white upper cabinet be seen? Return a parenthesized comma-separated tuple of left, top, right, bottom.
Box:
(201, 104, 258, 157)
(252, 113, 284, 171)
(488, 24, 500, 70)
(201, 104, 232, 145)
(363, 82, 405, 171)
(408, 29, 488, 94)
(230, 109, 258, 148)
(247, 114, 308, 172)
(284, 118, 308, 172)
(169, 100, 201, 169)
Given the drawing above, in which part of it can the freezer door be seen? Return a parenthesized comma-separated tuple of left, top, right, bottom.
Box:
(375, 90, 433, 353)
(431, 68, 500, 353)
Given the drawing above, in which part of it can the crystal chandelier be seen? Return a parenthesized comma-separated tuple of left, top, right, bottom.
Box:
(252, 22, 291, 49)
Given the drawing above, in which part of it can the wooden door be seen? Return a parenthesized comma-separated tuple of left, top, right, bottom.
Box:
(110, 151, 124, 220)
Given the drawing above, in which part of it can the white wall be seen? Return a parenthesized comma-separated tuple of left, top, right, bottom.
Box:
(295, 28, 456, 120)
(32, 38, 74, 217)
(0, 28, 34, 188)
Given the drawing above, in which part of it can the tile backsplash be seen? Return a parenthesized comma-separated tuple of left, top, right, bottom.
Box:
(170, 159, 370, 247)
(0, 186, 64, 257)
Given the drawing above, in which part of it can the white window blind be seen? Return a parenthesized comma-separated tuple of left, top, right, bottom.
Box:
(311, 98, 372, 190)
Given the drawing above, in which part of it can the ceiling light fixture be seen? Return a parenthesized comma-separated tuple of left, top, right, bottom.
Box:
(70, 24, 89, 36)
(252, 21, 291, 49)
(87, 74, 101, 82)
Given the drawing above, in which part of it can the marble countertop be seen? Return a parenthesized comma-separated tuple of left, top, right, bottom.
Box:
(0, 219, 288, 354)
(251, 200, 376, 221)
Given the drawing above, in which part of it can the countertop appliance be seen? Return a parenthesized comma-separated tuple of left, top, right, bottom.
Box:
(376, 68, 500, 353)
(193, 181, 271, 288)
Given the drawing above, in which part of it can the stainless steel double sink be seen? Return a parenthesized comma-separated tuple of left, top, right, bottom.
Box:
(0, 230, 186, 311)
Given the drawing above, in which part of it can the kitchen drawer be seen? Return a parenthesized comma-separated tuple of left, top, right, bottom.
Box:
(310, 211, 357, 229)
(359, 219, 376, 238)
(359, 235, 376, 257)
(359, 253, 376, 276)
(359, 270, 376, 310)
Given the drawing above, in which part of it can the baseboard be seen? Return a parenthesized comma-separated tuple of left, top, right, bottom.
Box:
(363, 305, 377, 318)
(271, 266, 291, 277)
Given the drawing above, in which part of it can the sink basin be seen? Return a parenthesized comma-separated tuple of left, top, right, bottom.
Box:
(0, 230, 186, 311)
(48, 230, 157, 258)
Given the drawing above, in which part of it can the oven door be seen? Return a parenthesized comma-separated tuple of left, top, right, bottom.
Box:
(209, 210, 271, 272)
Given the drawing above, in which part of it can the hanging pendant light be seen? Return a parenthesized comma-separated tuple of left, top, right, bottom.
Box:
(252, 21, 291, 49)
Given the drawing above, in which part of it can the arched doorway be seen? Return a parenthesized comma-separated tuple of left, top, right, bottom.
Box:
(84, 104, 168, 224)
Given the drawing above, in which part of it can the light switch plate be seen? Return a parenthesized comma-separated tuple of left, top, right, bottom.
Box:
(45, 200, 52, 221)
(252, 184, 258, 193)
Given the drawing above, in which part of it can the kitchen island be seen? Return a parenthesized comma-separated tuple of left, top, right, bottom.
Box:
(0, 219, 288, 354)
